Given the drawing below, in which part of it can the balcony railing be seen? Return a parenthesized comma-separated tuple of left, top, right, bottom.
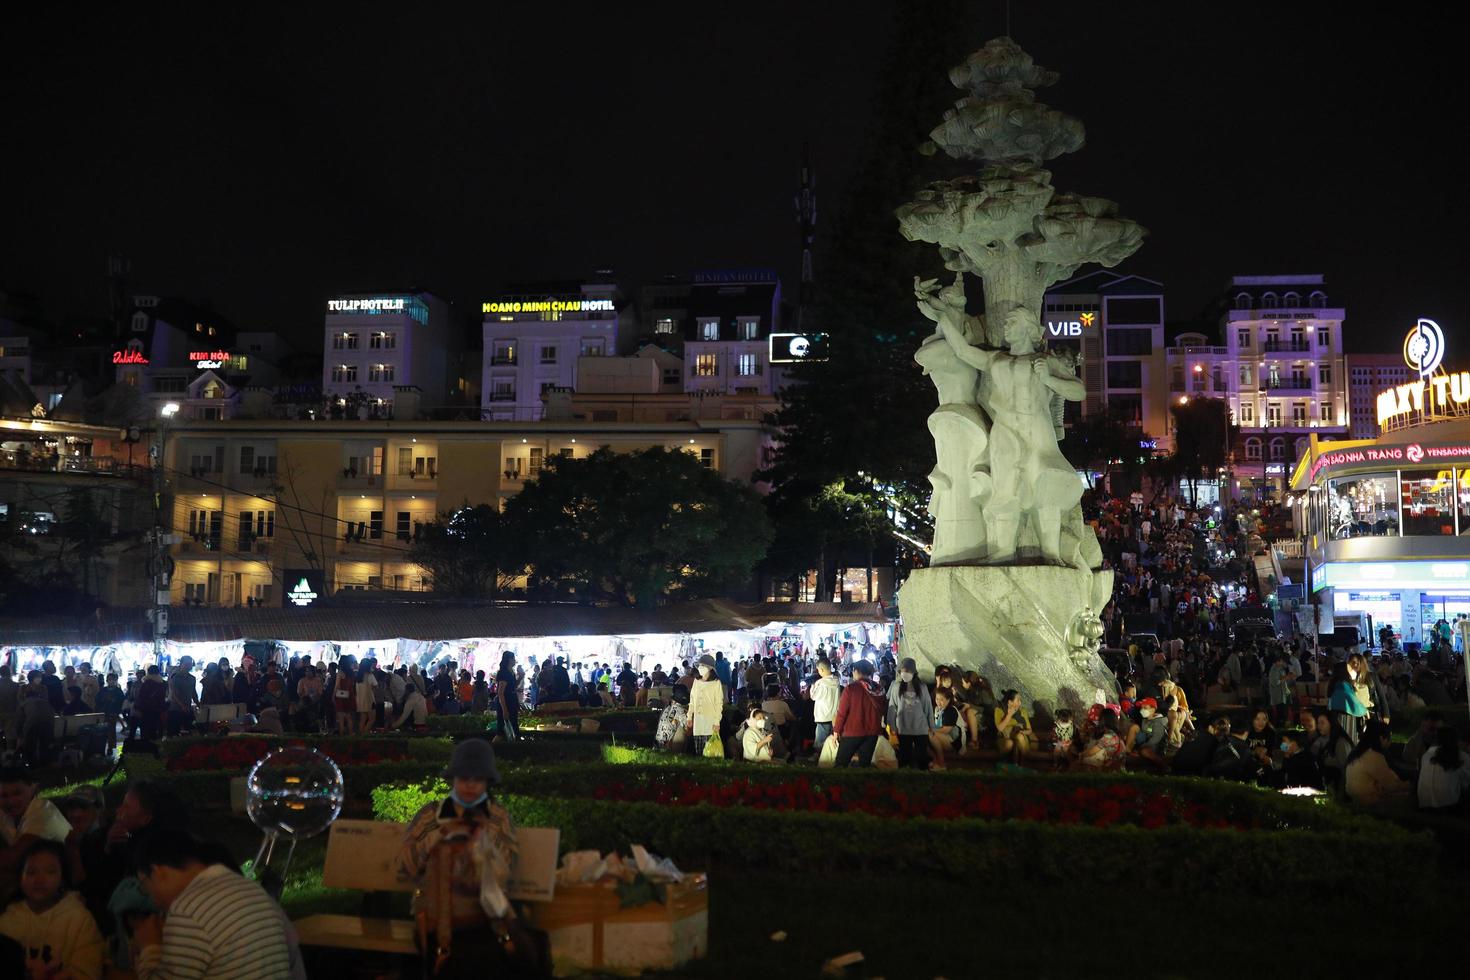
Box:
(490, 355, 517, 365)
(1262, 341, 1312, 353)
(1261, 378, 1313, 391)
(489, 393, 517, 402)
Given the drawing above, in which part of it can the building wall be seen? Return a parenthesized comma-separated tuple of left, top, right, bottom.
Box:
(480, 284, 622, 421)
(322, 293, 454, 414)
(162, 419, 765, 606)
(1346, 353, 1413, 440)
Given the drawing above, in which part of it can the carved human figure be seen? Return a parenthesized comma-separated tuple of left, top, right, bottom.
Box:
(937, 285, 1085, 564)
(914, 276, 990, 563)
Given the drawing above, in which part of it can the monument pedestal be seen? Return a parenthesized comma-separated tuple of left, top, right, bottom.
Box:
(899, 564, 1117, 719)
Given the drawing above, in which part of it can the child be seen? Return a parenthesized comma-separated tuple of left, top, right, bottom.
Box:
(927, 687, 965, 769)
(0, 840, 104, 980)
(1051, 708, 1076, 766)
(741, 708, 776, 762)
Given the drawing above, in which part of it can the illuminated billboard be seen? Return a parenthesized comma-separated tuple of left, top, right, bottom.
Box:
(768, 333, 829, 364)
(482, 298, 616, 315)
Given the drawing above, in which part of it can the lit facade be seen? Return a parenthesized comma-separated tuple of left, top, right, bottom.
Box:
(480, 283, 623, 421)
(1164, 275, 1347, 497)
(681, 270, 784, 397)
(1044, 272, 1167, 440)
(162, 418, 768, 606)
(323, 291, 456, 417)
(1347, 352, 1413, 440)
(1292, 424, 1470, 646)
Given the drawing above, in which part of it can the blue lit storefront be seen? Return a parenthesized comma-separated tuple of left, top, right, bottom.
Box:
(1292, 427, 1470, 646)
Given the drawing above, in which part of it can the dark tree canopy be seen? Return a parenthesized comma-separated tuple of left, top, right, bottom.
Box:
(1170, 397, 1236, 505)
(407, 503, 519, 601)
(503, 447, 772, 607)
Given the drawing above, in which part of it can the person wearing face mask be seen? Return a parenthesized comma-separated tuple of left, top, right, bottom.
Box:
(1125, 697, 1168, 770)
(885, 658, 934, 769)
(686, 655, 726, 755)
(398, 738, 547, 977)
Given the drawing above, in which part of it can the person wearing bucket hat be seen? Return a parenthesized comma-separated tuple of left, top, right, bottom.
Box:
(832, 661, 887, 768)
(398, 738, 545, 977)
(686, 654, 725, 754)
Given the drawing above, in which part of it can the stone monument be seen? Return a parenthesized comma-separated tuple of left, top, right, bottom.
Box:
(896, 37, 1144, 715)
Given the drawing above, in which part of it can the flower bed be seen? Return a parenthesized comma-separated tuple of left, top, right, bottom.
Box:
(369, 782, 1434, 894)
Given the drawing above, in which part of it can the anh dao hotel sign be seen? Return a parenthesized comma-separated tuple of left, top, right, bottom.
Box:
(1375, 318, 1470, 427)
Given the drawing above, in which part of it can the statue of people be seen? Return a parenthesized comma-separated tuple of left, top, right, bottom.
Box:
(914, 276, 990, 563)
(937, 286, 1085, 564)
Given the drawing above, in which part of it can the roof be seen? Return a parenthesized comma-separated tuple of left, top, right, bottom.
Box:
(1047, 271, 1163, 297)
(0, 600, 887, 647)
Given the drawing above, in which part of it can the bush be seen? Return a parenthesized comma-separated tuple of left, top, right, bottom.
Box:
(1391, 704, 1469, 736)
(367, 786, 1432, 893)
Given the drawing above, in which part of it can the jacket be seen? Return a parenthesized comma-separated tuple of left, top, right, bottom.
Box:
(833, 680, 886, 738)
(0, 891, 105, 980)
(689, 677, 725, 738)
(1327, 681, 1367, 717)
(885, 679, 933, 736)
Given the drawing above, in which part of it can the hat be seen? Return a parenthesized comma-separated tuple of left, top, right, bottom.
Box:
(61, 785, 105, 810)
(442, 738, 501, 784)
(697, 654, 717, 670)
(899, 657, 917, 672)
(852, 660, 875, 677)
(1137, 697, 1159, 711)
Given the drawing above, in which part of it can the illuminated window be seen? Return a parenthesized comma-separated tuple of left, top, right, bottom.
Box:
(737, 318, 760, 340)
(331, 364, 357, 383)
(1240, 402, 1254, 424)
(369, 364, 395, 382)
(695, 354, 718, 377)
(370, 331, 397, 350)
(736, 354, 759, 376)
(1239, 364, 1252, 386)
(699, 319, 719, 341)
(492, 342, 515, 365)
(1266, 403, 1281, 426)
(700, 448, 714, 469)
(332, 333, 359, 350)
(580, 339, 605, 357)
(654, 318, 675, 335)
(539, 346, 557, 364)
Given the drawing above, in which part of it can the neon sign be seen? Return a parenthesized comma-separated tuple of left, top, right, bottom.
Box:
(1404, 318, 1444, 376)
(112, 350, 148, 365)
(482, 299, 616, 315)
(329, 298, 405, 312)
(1046, 311, 1097, 337)
(190, 350, 230, 369)
(287, 577, 319, 607)
(769, 333, 830, 363)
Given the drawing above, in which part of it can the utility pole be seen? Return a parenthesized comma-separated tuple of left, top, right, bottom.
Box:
(794, 145, 817, 331)
(151, 403, 179, 664)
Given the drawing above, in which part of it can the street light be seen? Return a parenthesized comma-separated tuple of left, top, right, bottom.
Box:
(161, 402, 180, 418)
(152, 401, 180, 662)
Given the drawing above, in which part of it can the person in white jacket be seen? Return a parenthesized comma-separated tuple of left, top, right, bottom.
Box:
(686, 655, 726, 755)
(0, 839, 104, 980)
(809, 659, 841, 757)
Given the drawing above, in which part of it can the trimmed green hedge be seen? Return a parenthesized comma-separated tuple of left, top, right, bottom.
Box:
(369, 784, 1434, 894)
(1391, 704, 1469, 736)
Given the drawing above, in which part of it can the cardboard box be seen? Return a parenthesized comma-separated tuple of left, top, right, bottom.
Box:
(524, 874, 708, 977)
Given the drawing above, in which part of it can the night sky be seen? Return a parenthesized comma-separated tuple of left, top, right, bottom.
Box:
(4, 2, 1466, 353)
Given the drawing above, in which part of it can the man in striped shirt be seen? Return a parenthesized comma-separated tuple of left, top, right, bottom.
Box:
(132, 832, 303, 979)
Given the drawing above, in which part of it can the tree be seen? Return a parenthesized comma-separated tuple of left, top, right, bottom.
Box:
(763, 1, 973, 517)
(1060, 406, 1156, 492)
(407, 504, 520, 601)
(503, 447, 773, 607)
(1170, 397, 1236, 506)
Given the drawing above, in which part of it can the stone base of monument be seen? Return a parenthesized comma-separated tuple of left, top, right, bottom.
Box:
(899, 564, 1119, 721)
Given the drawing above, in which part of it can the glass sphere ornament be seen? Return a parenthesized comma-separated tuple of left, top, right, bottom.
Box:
(246, 746, 345, 839)
(245, 746, 344, 896)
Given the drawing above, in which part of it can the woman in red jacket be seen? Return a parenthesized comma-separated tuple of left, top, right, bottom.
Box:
(832, 661, 887, 768)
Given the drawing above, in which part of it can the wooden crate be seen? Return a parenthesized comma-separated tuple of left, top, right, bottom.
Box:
(524, 874, 708, 977)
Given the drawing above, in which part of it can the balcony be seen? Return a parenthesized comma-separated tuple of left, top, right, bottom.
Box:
(1262, 341, 1312, 354)
(1261, 378, 1313, 392)
(173, 535, 223, 555)
(338, 467, 381, 489)
(489, 392, 517, 402)
(338, 524, 385, 555)
(490, 355, 517, 366)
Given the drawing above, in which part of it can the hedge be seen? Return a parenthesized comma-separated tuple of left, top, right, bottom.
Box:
(1390, 704, 1469, 736)
(369, 786, 1435, 894)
